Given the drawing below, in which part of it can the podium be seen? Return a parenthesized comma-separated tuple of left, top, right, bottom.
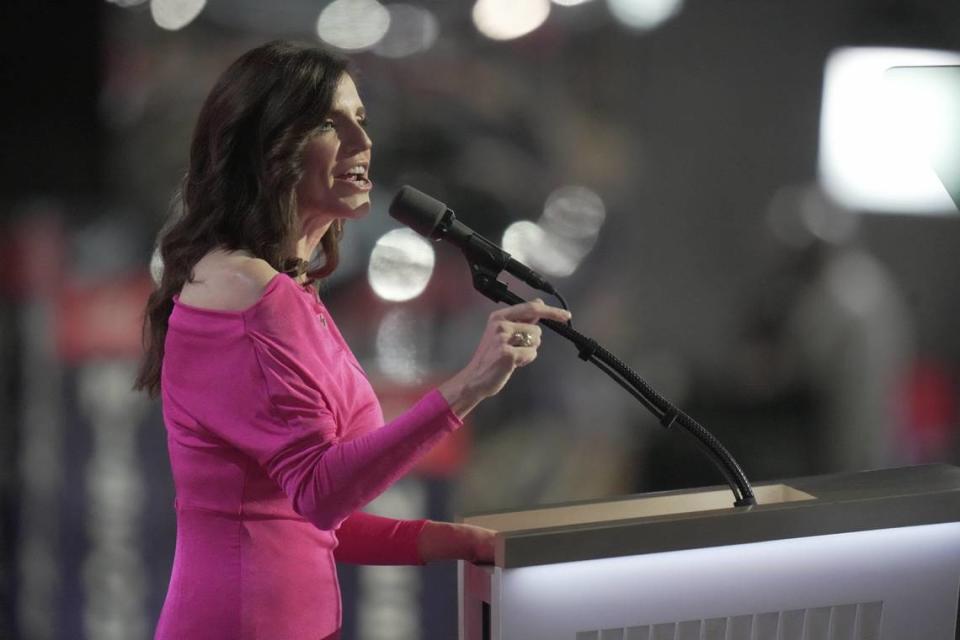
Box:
(458, 465, 960, 639)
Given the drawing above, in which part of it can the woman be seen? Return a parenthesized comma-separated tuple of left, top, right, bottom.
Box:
(134, 40, 570, 639)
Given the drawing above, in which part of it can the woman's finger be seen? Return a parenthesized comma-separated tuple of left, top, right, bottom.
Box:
(494, 299, 571, 324)
(508, 345, 539, 367)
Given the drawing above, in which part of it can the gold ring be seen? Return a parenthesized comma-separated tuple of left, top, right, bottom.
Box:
(509, 330, 535, 347)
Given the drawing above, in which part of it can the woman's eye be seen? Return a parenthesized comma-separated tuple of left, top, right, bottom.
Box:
(318, 120, 336, 132)
(358, 117, 369, 129)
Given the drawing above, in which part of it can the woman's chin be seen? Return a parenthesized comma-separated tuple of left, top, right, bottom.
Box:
(299, 195, 371, 226)
(339, 196, 371, 219)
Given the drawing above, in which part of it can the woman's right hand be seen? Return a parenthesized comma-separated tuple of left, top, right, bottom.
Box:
(437, 299, 572, 419)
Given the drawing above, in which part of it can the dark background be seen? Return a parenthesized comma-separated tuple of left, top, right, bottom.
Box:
(3, 1, 960, 638)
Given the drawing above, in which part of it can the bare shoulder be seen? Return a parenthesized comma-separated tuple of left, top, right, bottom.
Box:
(178, 250, 280, 311)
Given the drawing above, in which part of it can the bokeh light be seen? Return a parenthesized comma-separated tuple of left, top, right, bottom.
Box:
(375, 309, 427, 384)
(374, 4, 439, 58)
(502, 185, 606, 278)
(367, 228, 436, 301)
(317, 0, 391, 52)
(607, 0, 683, 31)
(149, 0, 206, 30)
(541, 185, 606, 240)
(503, 185, 607, 278)
(503, 220, 581, 277)
(552, 0, 594, 5)
(502, 220, 546, 267)
(472, 0, 551, 41)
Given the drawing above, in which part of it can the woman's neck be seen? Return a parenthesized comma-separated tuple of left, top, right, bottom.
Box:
(286, 219, 334, 283)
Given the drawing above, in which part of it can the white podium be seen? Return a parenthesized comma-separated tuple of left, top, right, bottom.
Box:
(459, 465, 960, 640)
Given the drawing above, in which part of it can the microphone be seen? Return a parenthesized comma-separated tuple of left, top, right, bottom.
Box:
(389, 185, 556, 295)
(390, 187, 756, 506)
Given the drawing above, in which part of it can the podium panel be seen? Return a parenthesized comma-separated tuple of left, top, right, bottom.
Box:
(459, 465, 960, 640)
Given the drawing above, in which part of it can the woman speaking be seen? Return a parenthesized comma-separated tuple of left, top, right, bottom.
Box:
(134, 40, 570, 640)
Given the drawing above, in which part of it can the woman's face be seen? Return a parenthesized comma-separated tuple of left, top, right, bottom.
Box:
(295, 73, 373, 231)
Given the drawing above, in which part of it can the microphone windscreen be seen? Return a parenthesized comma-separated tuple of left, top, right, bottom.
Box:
(389, 186, 449, 238)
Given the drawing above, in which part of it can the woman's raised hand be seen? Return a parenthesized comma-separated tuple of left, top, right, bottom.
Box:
(438, 299, 571, 419)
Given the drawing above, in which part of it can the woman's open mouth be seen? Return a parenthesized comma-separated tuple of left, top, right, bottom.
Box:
(334, 165, 372, 191)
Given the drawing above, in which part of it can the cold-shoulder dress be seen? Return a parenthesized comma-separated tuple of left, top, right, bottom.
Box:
(154, 272, 462, 639)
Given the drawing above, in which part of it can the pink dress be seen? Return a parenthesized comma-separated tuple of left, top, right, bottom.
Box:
(155, 272, 462, 639)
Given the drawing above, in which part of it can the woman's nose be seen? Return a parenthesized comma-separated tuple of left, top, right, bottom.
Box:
(344, 120, 372, 154)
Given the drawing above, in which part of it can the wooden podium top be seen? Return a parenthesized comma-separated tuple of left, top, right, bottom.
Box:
(460, 464, 960, 568)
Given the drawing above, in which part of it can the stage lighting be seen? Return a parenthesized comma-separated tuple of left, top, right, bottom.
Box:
(818, 47, 960, 215)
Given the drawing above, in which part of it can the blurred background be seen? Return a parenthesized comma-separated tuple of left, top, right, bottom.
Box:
(2, 0, 960, 638)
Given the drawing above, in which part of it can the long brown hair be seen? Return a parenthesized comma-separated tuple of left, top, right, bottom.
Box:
(134, 41, 350, 397)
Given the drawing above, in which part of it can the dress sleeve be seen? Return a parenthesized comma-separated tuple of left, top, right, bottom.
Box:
(334, 512, 428, 565)
(245, 384, 456, 531)
(184, 279, 462, 532)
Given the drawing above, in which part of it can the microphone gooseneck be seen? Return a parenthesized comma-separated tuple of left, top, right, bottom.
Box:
(389, 185, 757, 508)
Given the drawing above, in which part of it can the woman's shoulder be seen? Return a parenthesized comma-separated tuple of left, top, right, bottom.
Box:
(172, 250, 318, 343)
(179, 250, 282, 313)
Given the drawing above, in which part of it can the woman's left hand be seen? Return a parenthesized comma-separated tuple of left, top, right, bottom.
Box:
(417, 521, 495, 564)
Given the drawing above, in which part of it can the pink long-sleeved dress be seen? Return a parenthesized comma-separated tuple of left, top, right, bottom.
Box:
(155, 272, 462, 639)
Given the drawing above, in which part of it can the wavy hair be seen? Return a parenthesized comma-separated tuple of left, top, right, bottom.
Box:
(135, 41, 350, 397)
